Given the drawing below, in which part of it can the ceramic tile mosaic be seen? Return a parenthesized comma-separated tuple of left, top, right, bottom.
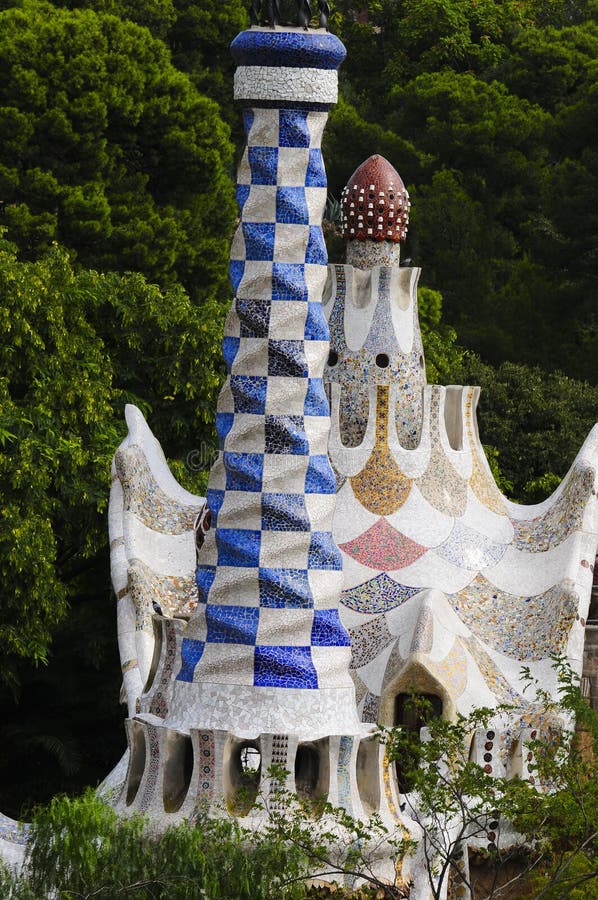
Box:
(348, 614, 394, 668)
(341, 155, 410, 243)
(115, 446, 201, 534)
(128, 560, 197, 635)
(416, 387, 468, 516)
(451, 575, 579, 660)
(162, 29, 363, 742)
(351, 387, 413, 514)
(340, 517, 427, 571)
(97, 21, 598, 889)
(464, 387, 507, 516)
(340, 572, 420, 614)
(324, 265, 425, 451)
(436, 522, 506, 570)
(511, 464, 595, 552)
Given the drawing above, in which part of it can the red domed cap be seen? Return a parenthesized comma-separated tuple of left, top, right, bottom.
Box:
(341, 155, 410, 243)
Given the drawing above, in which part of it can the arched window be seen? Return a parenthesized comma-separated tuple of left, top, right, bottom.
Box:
(394, 692, 442, 793)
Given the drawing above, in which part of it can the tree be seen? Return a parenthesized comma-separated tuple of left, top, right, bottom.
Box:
(0, 235, 217, 683)
(384, 660, 598, 898)
(50, 0, 250, 133)
(0, 0, 236, 301)
(456, 355, 598, 501)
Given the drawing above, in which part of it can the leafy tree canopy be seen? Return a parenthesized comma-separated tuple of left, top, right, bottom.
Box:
(0, 0, 237, 300)
(0, 236, 216, 692)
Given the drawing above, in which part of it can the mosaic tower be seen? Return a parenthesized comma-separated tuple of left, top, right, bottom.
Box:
(165, 26, 363, 739)
(324, 155, 426, 451)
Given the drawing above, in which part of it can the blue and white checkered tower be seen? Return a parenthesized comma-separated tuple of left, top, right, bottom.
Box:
(166, 25, 363, 739)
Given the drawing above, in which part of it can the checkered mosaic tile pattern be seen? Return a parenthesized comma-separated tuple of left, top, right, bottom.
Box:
(178, 106, 351, 691)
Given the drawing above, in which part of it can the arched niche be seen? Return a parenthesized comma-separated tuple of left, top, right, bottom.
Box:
(224, 737, 261, 816)
(163, 732, 194, 813)
(126, 723, 146, 806)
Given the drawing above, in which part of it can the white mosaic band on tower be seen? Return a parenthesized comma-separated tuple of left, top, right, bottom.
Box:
(165, 24, 364, 740)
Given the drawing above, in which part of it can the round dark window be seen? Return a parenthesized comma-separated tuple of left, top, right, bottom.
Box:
(375, 353, 390, 368)
(327, 349, 339, 367)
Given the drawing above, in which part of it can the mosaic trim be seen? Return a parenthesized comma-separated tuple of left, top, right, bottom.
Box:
(235, 66, 338, 105)
(340, 517, 427, 570)
(464, 387, 507, 516)
(351, 386, 412, 514)
(337, 735, 353, 814)
(115, 445, 200, 534)
(148, 620, 179, 719)
(193, 731, 216, 814)
(451, 575, 579, 661)
(511, 464, 595, 552)
(341, 572, 419, 614)
(138, 725, 161, 812)
(128, 560, 197, 635)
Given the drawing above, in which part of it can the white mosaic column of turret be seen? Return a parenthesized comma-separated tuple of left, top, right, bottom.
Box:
(166, 27, 363, 739)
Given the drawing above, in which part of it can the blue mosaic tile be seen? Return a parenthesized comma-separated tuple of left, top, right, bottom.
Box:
(305, 149, 326, 187)
(196, 565, 216, 604)
(304, 378, 329, 416)
(311, 609, 351, 646)
(304, 302, 330, 341)
(268, 339, 308, 377)
(308, 532, 343, 570)
(224, 451, 264, 492)
(262, 492, 310, 531)
(206, 604, 259, 644)
(254, 645, 318, 689)
(177, 638, 205, 682)
(236, 183, 250, 213)
(242, 222, 276, 260)
(236, 298, 271, 338)
(230, 30, 346, 71)
(305, 454, 337, 494)
(206, 487, 224, 526)
(248, 146, 278, 185)
(242, 108, 254, 133)
(230, 375, 267, 414)
(216, 528, 261, 568)
(216, 413, 234, 446)
(222, 336, 240, 369)
(272, 262, 308, 301)
(305, 225, 327, 265)
(276, 187, 309, 224)
(259, 567, 313, 608)
(265, 415, 309, 454)
(279, 109, 310, 147)
(229, 259, 245, 294)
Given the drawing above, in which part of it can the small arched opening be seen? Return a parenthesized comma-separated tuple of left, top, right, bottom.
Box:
(294, 739, 329, 807)
(225, 738, 261, 816)
(394, 692, 443, 793)
(163, 732, 194, 813)
(126, 724, 146, 806)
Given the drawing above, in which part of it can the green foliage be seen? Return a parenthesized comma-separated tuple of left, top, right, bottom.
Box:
(455, 355, 598, 501)
(328, 1, 598, 385)
(0, 237, 220, 692)
(0, 790, 308, 899)
(385, 660, 598, 898)
(0, 0, 236, 300)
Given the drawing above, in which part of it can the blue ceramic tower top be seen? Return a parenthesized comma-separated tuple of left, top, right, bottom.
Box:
(231, 28, 346, 71)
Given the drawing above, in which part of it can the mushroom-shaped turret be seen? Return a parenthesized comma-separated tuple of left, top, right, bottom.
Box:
(341, 155, 410, 268)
